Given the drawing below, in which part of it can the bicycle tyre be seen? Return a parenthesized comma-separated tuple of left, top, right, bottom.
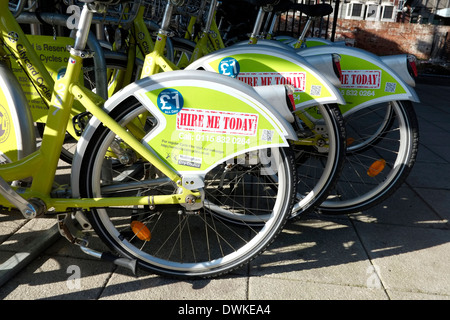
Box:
(318, 100, 419, 214)
(76, 96, 297, 279)
(170, 37, 196, 69)
(290, 103, 346, 219)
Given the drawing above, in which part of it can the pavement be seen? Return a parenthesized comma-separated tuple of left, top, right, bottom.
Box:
(0, 78, 449, 302)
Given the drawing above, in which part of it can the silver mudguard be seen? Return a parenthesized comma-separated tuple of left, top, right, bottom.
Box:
(185, 44, 346, 110)
(297, 46, 420, 116)
(232, 40, 341, 87)
(254, 85, 295, 123)
(380, 54, 416, 87)
(300, 53, 342, 88)
(72, 70, 297, 191)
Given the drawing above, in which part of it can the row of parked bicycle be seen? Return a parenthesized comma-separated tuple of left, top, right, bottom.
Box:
(0, 0, 419, 278)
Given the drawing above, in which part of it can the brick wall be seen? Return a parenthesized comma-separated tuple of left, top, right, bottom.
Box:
(333, 20, 450, 61)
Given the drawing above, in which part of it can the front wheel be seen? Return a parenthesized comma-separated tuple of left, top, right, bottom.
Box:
(76, 98, 296, 278)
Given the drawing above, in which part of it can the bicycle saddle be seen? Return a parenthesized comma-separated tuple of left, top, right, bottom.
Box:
(291, 3, 334, 17)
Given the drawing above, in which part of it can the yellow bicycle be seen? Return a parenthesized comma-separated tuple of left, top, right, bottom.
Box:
(0, 0, 299, 278)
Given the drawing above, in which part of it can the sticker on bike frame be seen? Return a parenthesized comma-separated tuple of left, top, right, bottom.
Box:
(218, 57, 240, 78)
(341, 70, 381, 89)
(8, 31, 19, 43)
(236, 72, 307, 92)
(141, 84, 287, 174)
(9, 35, 83, 123)
(157, 88, 184, 115)
(176, 108, 258, 136)
(57, 68, 66, 80)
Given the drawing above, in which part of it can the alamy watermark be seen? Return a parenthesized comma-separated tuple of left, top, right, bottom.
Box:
(366, 265, 382, 289)
(66, 265, 81, 290)
(66, 5, 81, 30)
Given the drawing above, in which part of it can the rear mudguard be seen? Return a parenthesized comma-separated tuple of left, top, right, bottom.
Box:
(185, 44, 346, 110)
(231, 40, 341, 87)
(72, 70, 297, 179)
(297, 46, 420, 116)
(380, 54, 416, 88)
(274, 36, 347, 48)
(301, 39, 416, 87)
(0, 61, 36, 163)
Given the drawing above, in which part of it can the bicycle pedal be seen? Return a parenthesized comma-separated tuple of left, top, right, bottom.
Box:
(57, 213, 86, 245)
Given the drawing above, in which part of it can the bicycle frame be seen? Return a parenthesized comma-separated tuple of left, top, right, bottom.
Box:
(129, 0, 225, 77)
(106, 3, 182, 87)
(0, 1, 195, 214)
(182, 1, 224, 64)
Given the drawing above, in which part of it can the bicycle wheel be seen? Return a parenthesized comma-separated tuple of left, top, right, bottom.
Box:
(170, 37, 196, 69)
(290, 103, 346, 219)
(76, 97, 296, 278)
(318, 100, 419, 214)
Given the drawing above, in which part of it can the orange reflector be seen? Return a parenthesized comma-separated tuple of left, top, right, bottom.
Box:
(131, 221, 151, 241)
(367, 159, 386, 177)
(346, 137, 355, 146)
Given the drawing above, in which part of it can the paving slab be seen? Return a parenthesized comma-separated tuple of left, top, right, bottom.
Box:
(354, 222, 450, 297)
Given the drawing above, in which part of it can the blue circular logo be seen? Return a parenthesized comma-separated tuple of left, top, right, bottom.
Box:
(218, 57, 240, 78)
(57, 68, 67, 80)
(157, 89, 184, 115)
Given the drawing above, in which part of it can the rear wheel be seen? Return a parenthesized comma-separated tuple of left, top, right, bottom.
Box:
(319, 100, 419, 214)
(77, 97, 297, 278)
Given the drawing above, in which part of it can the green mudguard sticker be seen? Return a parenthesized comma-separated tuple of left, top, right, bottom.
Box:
(139, 84, 288, 174)
(211, 54, 335, 108)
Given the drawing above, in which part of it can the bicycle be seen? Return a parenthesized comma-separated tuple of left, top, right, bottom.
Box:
(220, 0, 421, 214)
(0, 0, 300, 278)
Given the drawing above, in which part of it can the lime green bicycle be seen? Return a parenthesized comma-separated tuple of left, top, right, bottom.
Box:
(0, 0, 300, 278)
(217, 0, 421, 214)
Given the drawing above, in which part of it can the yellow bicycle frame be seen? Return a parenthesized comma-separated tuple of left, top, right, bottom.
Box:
(0, 0, 197, 213)
(121, 2, 226, 80)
